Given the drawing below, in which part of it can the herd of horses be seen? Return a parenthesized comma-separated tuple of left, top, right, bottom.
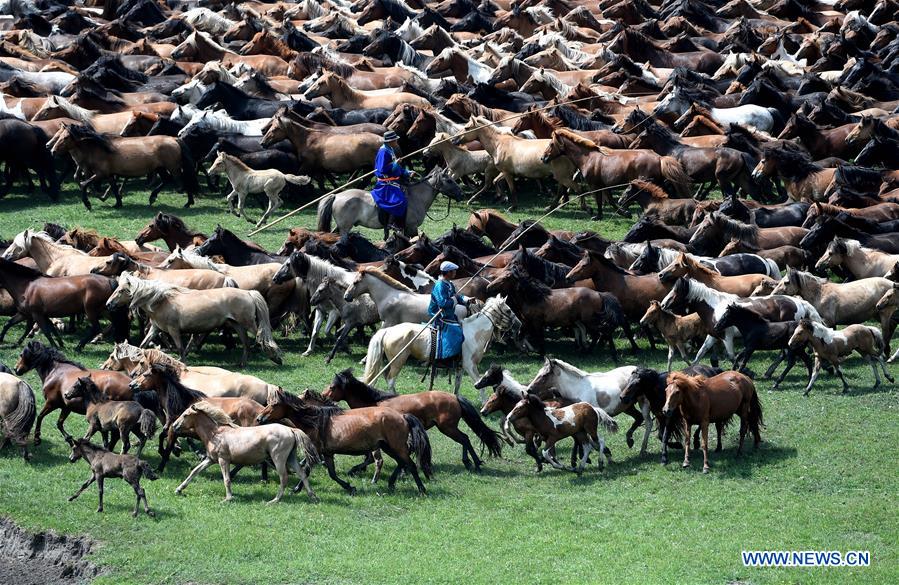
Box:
(1, 0, 899, 511)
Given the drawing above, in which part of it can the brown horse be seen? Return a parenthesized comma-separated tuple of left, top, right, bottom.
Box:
(257, 388, 432, 495)
(60, 227, 162, 256)
(802, 201, 899, 229)
(662, 371, 763, 473)
(134, 212, 207, 251)
(640, 301, 706, 371)
(322, 369, 502, 471)
(658, 252, 776, 297)
(0, 259, 127, 350)
(15, 341, 133, 445)
(278, 228, 341, 256)
(618, 179, 696, 225)
(689, 212, 808, 256)
(751, 144, 836, 202)
(64, 376, 156, 458)
(261, 114, 380, 175)
(66, 438, 158, 517)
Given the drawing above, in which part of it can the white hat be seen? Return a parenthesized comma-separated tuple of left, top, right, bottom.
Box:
(440, 261, 459, 273)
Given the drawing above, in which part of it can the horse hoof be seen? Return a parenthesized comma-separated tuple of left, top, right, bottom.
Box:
(33, 437, 41, 446)
(96, 507, 103, 513)
(132, 510, 139, 518)
(702, 467, 710, 474)
(348, 487, 357, 496)
(682, 462, 690, 469)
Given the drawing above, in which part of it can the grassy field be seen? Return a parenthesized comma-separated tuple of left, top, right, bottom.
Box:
(0, 184, 896, 585)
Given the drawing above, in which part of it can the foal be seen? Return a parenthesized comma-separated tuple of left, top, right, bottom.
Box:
(640, 301, 706, 372)
(506, 394, 618, 474)
(67, 438, 157, 517)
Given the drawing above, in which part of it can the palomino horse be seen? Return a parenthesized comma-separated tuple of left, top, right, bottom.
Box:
(506, 394, 618, 474)
(788, 320, 893, 395)
(771, 268, 897, 352)
(525, 357, 651, 453)
(15, 341, 133, 445)
(91, 253, 237, 290)
(362, 295, 520, 394)
(343, 267, 469, 326)
(63, 376, 156, 458)
(305, 71, 431, 109)
(662, 371, 763, 473)
(0, 369, 36, 460)
(102, 342, 277, 405)
(173, 402, 319, 504)
(208, 151, 311, 228)
(323, 369, 502, 472)
(452, 115, 581, 209)
(106, 273, 281, 367)
(257, 388, 432, 495)
(48, 124, 198, 209)
(316, 166, 463, 238)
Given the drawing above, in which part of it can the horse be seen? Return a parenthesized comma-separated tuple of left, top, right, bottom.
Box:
(631, 242, 780, 278)
(712, 304, 813, 389)
(718, 239, 811, 271)
(771, 268, 897, 352)
(617, 179, 696, 225)
(662, 371, 762, 472)
(48, 124, 198, 209)
(305, 70, 431, 110)
(310, 277, 380, 364)
(66, 438, 158, 517)
(640, 301, 707, 372)
(14, 341, 133, 445)
(653, 86, 777, 133)
(424, 133, 498, 203)
(3, 230, 113, 276)
(208, 152, 311, 228)
(750, 143, 837, 202)
(801, 217, 899, 256)
(506, 394, 618, 474)
(63, 376, 156, 458)
(173, 402, 319, 504)
(0, 258, 127, 350)
(788, 319, 893, 395)
(316, 166, 463, 238)
(278, 228, 341, 256)
(689, 212, 808, 256)
(105, 272, 281, 367)
(90, 253, 238, 290)
(257, 388, 432, 495)
(658, 252, 776, 297)
(135, 213, 207, 250)
(323, 369, 502, 471)
(0, 370, 35, 460)
(815, 238, 899, 280)
(362, 295, 520, 394)
(103, 343, 277, 405)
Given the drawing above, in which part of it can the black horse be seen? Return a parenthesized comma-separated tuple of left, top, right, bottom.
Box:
(194, 225, 284, 265)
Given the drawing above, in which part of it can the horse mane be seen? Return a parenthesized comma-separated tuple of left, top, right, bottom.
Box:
(192, 401, 238, 427)
(631, 179, 669, 199)
(152, 362, 208, 416)
(140, 348, 188, 376)
(506, 263, 552, 303)
(666, 371, 706, 393)
(0, 257, 46, 278)
(26, 342, 87, 371)
(549, 357, 590, 378)
(711, 212, 759, 240)
(274, 388, 343, 438)
(294, 52, 355, 78)
(553, 128, 599, 150)
(681, 253, 719, 278)
(67, 124, 114, 152)
(332, 368, 397, 402)
(359, 266, 415, 293)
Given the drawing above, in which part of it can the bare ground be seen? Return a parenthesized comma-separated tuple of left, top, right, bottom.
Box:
(0, 518, 101, 585)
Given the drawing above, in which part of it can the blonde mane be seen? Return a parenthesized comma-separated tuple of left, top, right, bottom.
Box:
(554, 128, 599, 150)
(192, 401, 238, 427)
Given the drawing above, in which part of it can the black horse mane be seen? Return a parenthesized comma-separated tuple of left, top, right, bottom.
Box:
(331, 369, 398, 403)
(761, 142, 823, 179)
(434, 225, 496, 256)
(505, 263, 552, 303)
(152, 363, 207, 417)
(372, 0, 417, 20)
(553, 105, 610, 131)
(155, 213, 205, 238)
(277, 389, 343, 439)
(23, 341, 87, 370)
(0, 257, 46, 279)
(712, 212, 760, 240)
(42, 222, 67, 240)
(293, 52, 355, 78)
(67, 124, 115, 152)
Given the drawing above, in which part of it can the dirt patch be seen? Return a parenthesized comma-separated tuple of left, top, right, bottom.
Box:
(0, 517, 102, 585)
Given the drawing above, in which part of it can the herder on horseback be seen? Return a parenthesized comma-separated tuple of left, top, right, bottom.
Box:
(371, 131, 415, 233)
(428, 261, 471, 362)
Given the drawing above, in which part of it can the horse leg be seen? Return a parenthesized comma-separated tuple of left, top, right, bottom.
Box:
(324, 455, 356, 495)
(692, 335, 718, 365)
(76, 317, 103, 351)
(666, 346, 675, 372)
(175, 456, 214, 495)
(326, 324, 350, 364)
(95, 476, 105, 512)
(623, 405, 642, 449)
(56, 409, 73, 442)
(68, 474, 96, 502)
(639, 400, 653, 455)
(268, 454, 290, 504)
(0, 313, 27, 344)
(226, 189, 239, 216)
(700, 421, 710, 473)
(119, 424, 132, 454)
(867, 356, 882, 389)
(714, 422, 723, 452)
(835, 364, 850, 394)
(109, 176, 125, 208)
(765, 349, 787, 379)
(256, 187, 282, 228)
(347, 452, 375, 476)
(682, 421, 691, 468)
(878, 356, 894, 383)
(303, 309, 326, 357)
(288, 451, 318, 502)
(229, 323, 250, 368)
(78, 175, 98, 210)
(34, 314, 63, 348)
(803, 357, 822, 396)
(441, 424, 479, 471)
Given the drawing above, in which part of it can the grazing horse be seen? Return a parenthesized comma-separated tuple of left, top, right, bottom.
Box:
(662, 371, 763, 473)
(208, 152, 311, 228)
(15, 341, 133, 445)
(506, 394, 618, 474)
(323, 369, 502, 471)
(173, 402, 319, 504)
(362, 295, 520, 394)
(257, 388, 432, 495)
(771, 268, 897, 352)
(64, 376, 156, 458)
(106, 273, 281, 367)
(0, 370, 36, 460)
(788, 320, 893, 395)
(316, 166, 463, 238)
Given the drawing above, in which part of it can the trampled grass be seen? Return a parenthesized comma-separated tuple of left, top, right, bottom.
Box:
(0, 184, 896, 584)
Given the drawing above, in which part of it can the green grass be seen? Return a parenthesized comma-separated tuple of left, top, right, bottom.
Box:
(0, 184, 897, 585)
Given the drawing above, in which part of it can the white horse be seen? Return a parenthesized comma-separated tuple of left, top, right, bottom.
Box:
(424, 132, 498, 203)
(178, 109, 270, 137)
(653, 86, 779, 134)
(362, 296, 521, 393)
(171, 63, 240, 104)
(181, 7, 236, 36)
(208, 152, 311, 228)
(525, 358, 651, 452)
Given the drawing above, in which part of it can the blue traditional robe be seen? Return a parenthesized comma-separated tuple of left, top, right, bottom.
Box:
(371, 144, 409, 217)
(428, 278, 465, 359)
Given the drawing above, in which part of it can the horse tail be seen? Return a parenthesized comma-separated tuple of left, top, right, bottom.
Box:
(763, 258, 781, 279)
(871, 327, 886, 358)
(176, 138, 199, 197)
(405, 414, 433, 479)
(592, 406, 619, 434)
(134, 390, 162, 419)
(223, 276, 239, 288)
(363, 328, 388, 384)
(317, 194, 335, 232)
(5, 380, 35, 444)
(747, 387, 764, 434)
(140, 460, 159, 481)
(660, 156, 692, 196)
(284, 174, 311, 186)
(139, 408, 157, 438)
(457, 395, 502, 457)
(290, 428, 321, 466)
(600, 293, 627, 327)
(767, 107, 785, 135)
(249, 290, 282, 363)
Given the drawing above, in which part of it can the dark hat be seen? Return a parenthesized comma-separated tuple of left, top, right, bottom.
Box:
(383, 130, 399, 143)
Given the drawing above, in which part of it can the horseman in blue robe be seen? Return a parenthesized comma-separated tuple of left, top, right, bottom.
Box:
(371, 130, 414, 233)
(428, 261, 470, 359)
